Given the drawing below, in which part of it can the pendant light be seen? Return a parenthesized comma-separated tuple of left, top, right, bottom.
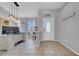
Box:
(8, 2, 19, 21)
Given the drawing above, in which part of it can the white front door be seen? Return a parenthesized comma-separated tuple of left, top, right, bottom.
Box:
(43, 16, 54, 40)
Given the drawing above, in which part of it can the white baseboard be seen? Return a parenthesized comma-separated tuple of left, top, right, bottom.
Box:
(57, 40, 79, 56)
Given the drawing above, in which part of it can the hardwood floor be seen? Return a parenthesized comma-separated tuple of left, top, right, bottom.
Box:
(37, 41, 78, 56)
(2, 40, 78, 56)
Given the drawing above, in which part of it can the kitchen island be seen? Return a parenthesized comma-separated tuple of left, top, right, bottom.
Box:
(0, 34, 25, 51)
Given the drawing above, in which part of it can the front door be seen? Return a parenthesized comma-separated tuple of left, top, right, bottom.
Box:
(43, 16, 54, 40)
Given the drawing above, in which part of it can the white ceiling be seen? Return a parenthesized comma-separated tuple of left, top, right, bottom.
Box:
(0, 2, 66, 18)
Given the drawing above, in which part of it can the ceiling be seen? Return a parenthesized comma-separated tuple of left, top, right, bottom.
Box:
(0, 2, 66, 18)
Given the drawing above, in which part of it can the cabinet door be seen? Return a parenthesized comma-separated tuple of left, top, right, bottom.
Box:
(7, 35, 14, 50)
(0, 36, 8, 50)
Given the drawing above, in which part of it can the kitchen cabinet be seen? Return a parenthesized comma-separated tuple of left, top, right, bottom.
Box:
(0, 34, 24, 50)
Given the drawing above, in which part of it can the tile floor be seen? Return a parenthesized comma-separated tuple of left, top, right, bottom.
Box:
(1, 40, 78, 56)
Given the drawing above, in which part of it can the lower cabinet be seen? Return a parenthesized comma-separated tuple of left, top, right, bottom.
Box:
(0, 34, 24, 50)
(0, 36, 9, 50)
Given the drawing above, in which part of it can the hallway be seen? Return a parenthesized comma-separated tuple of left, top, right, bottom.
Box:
(2, 40, 77, 56)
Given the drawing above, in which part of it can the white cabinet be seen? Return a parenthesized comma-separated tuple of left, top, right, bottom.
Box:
(0, 36, 8, 50)
(0, 34, 24, 50)
(7, 35, 15, 50)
